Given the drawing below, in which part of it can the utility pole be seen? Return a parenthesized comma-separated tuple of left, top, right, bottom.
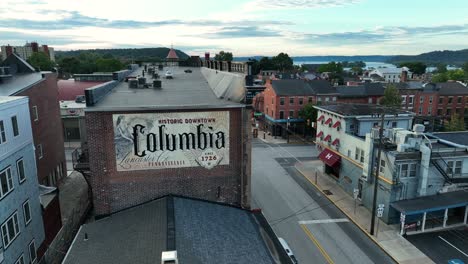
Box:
(370, 113, 385, 235)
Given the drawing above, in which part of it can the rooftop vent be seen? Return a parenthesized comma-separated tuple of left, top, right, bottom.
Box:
(153, 80, 162, 89)
(128, 79, 138, 89)
(75, 95, 86, 103)
(161, 251, 178, 264)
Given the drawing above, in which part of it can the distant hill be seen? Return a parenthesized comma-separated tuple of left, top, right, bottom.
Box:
(55, 47, 189, 62)
(234, 55, 395, 63)
(388, 49, 468, 65)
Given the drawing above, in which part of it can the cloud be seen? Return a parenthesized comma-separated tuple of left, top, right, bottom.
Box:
(199, 26, 281, 39)
(245, 0, 361, 10)
(0, 30, 88, 45)
(300, 24, 468, 44)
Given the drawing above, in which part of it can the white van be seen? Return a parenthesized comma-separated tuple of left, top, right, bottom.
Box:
(278, 237, 298, 263)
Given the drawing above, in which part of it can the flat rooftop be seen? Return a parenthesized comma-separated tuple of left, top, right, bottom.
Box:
(316, 104, 413, 117)
(431, 132, 468, 147)
(87, 67, 244, 111)
(63, 196, 286, 264)
(0, 96, 26, 105)
(0, 73, 43, 96)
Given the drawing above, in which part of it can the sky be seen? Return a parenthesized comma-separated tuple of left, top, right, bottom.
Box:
(0, 0, 467, 56)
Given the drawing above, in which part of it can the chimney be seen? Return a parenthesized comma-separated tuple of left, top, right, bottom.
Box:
(31, 42, 39, 52)
(204, 52, 210, 61)
(401, 70, 408, 82)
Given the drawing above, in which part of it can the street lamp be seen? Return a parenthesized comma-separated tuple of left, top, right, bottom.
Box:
(287, 117, 291, 143)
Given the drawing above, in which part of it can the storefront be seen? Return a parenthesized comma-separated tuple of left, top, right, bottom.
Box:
(318, 148, 341, 178)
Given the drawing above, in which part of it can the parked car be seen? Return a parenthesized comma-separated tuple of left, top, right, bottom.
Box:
(165, 71, 173, 79)
(278, 238, 298, 263)
(184, 69, 192, 73)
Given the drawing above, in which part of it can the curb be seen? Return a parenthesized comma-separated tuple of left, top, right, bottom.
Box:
(295, 164, 401, 264)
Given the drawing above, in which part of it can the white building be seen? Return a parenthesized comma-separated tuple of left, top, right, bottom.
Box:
(1, 43, 55, 62)
(368, 67, 412, 83)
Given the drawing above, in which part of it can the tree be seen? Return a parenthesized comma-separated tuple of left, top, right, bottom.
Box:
(271, 52, 293, 71)
(380, 85, 402, 107)
(398, 62, 427, 75)
(351, 66, 363, 75)
(258, 56, 275, 70)
(445, 113, 465, 131)
(96, 58, 123, 72)
(214, 51, 233, 61)
(463, 62, 468, 74)
(298, 103, 318, 123)
(317, 61, 343, 74)
(27, 52, 54, 71)
(59, 57, 82, 75)
(436, 63, 447, 73)
(446, 69, 465, 81)
(431, 73, 448, 83)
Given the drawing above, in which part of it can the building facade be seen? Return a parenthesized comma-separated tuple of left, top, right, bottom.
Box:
(0, 97, 45, 264)
(1, 42, 55, 62)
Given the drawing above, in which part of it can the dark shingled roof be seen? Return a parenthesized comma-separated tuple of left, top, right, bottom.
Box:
(336, 82, 385, 97)
(316, 104, 413, 116)
(431, 131, 468, 146)
(271, 79, 335, 96)
(63, 196, 288, 264)
(425, 82, 468, 95)
(391, 190, 468, 215)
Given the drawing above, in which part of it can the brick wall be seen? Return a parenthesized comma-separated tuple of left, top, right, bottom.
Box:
(17, 73, 66, 185)
(86, 108, 248, 216)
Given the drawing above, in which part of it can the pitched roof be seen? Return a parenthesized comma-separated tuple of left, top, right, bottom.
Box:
(63, 196, 288, 264)
(428, 82, 468, 95)
(431, 131, 468, 146)
(270, 79, 335, 96)
(166, 48, 179, 59)
(336, 82, 385, 97)
(58, 80, 105, 101)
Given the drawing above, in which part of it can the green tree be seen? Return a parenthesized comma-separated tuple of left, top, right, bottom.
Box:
(463, 62, 468, 74)
(258, 57, 275, 70)
(27, 52, 54, 71)
(298, 103, 318, 129)
(59, 57, 82, 75)
(436, 63, 447, 73)
(96, 58, 123, 72)
(398, 62, 427, 75)
(317, 61, 343, 74)
(351, 66, 363, 75)
(380, 85, 402, 107)
(445, 113, 465, 131)
(272, 52, 293, 71)
(431, 73, 448, 83)
(214, 51, 233, 61)
(446, 69, 465, 81)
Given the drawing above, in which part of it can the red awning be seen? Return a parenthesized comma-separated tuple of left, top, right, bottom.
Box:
(333, 121, 341, 128)
(316, 131, 323, 137)
(332, 139, 340, 145)
(317, 115, 324, 122)
(324, 118, 332, 125)
(324, 135, 331, 141)
(319, 149, 341, 167)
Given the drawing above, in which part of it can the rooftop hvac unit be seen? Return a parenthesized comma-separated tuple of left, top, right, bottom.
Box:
(161, 251, 178, 264)
(128, 79, 138, 89)
(138, 77, 146, 85)
(153, 80, 162, 89)
(370, 127, 380, 139)
(413, 124, 425, 135)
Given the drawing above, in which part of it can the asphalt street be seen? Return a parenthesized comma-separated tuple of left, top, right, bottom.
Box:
(406, 229, 468, 263)
(251, 139, 395, 264)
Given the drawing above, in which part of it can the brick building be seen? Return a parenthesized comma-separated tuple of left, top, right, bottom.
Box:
(78, 66, 251, 216)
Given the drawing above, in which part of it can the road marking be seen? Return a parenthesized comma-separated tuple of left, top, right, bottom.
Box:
(300, 224, 335, 264)
(299, 218, 349, 225)
(439, 236, 468, 258)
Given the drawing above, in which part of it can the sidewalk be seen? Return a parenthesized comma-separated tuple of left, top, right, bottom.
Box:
(295, 160, 435, 264)
(254, 128, 314, 145)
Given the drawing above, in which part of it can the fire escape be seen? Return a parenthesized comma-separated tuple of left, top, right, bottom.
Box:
(72, 143, 93, 197)
(431, 152, 468, 184)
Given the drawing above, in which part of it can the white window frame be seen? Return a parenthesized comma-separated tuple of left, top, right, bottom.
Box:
(447, 160, 462, 176)
(1, 212, 20, 248)
(32, 106, 38, 121)
(37, 144, 43, 159)
(11, 115, 19, 137)
(0, 120, 6, 144)
(23, 200, 32, 225)
(15, 254, 25, 264)
(398, 163, 417, 178)
(17, 159, 26, 184)
(380, 159, 386, 173)
(29, 239, 37, 264)
(0, 167, 14, 199)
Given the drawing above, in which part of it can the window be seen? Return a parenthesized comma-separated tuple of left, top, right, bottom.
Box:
(289, 110, 294, 118)
(37, 144, 43, 159)
(457, 96, 462, 104)
(271, 97, 274, 104)
(280, 97, 285, 106)
(325, 97, 330, 102)
(347, 150, 351, 157)
(392, 121, 397, 128)
(0, 167, 14, 198)
(428, 106, 432, 114)
(401, 96, 406, 104)
(420, 96, 424, 103)
(368, 97, 373, 104)
(408, 96, 414, 105)
(380, 159, 386, 173)
(23, 200, 31, 225)
(446, 108, 452, 116)
(1, 213, 20, 248)
(448, 97, 453, 104)
(429, 96, 433, 104)
(299, 97, 303, 105)
(32, 106, 38, 121)
(318, 97, 322, 102)
(373, 122, 379, 127)
(437, 108, 443, 115)
(418, 107, 422, 115)
(447, 160, 462, 176)
(0, 120, 5, 144)
(332, 97, 337, 102)
(17, 159, 26, 183)
(399, 163, 417, 178)
(355, 147, 365, 163)
(29, 240, 37, 264)
(15, 255, 25, 264)
(11, 116, 19, 137)
(438, 97, 444, 104)
(308, 97, 313, 103)
(289, 97, 294, 105)
(279, 111, 284, 119)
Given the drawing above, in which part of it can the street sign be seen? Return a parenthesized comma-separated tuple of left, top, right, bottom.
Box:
(377, 204, 385, 218)
(353, 188, 359, 200)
